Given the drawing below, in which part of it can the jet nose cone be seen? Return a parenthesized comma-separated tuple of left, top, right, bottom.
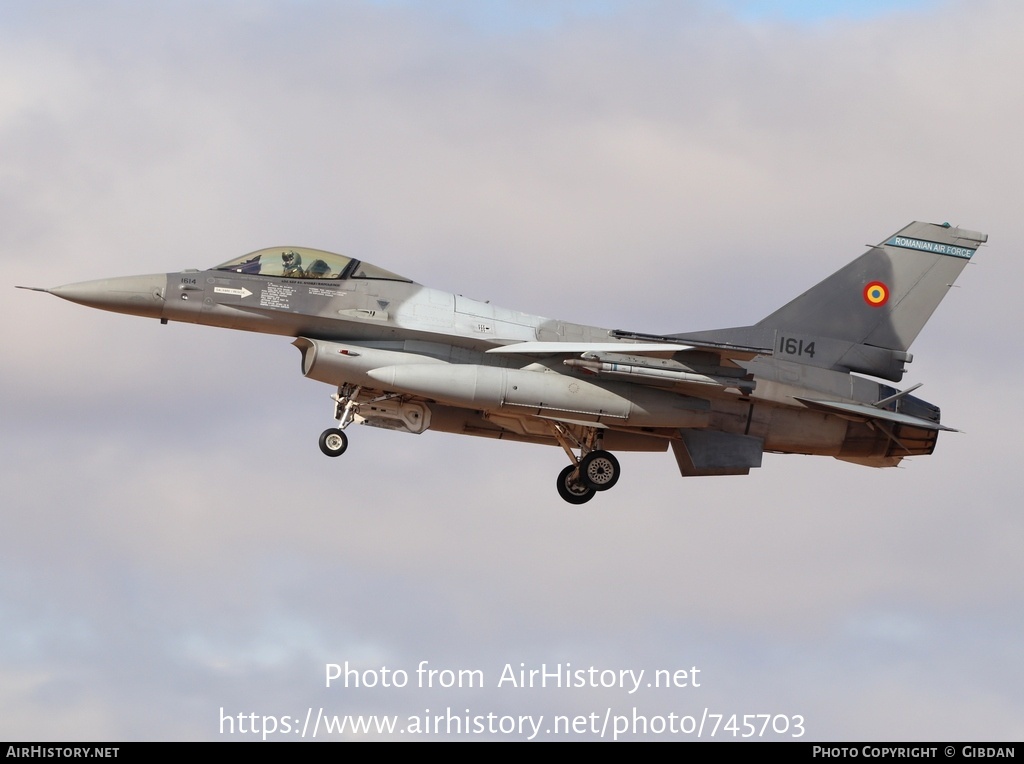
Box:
(48, 274, 169, 319)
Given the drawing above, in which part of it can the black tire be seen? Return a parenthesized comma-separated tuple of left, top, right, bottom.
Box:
(580, 450, 620, 491)
(556, 464, 595, 505)
(319, 428, 348, 457)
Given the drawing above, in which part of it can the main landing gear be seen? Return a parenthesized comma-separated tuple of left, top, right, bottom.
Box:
(549, 423, 621, 505)
(318, 384, 361, 457)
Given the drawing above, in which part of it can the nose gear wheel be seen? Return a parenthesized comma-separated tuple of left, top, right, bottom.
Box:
(319, 428, 348, 457)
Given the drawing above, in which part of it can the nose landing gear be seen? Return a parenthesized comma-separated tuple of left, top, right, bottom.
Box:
(318, 384, 361, 458)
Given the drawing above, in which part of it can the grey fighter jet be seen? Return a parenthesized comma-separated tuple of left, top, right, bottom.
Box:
(20, 221, 985, 503)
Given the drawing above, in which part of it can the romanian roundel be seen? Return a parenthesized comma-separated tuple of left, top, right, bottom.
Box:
(863, 281, 889, 307)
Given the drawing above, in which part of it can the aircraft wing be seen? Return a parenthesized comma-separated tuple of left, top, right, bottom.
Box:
(486, 340, 758, 394)
(486, 336, 770, 364)
(485, 341, 694, 358)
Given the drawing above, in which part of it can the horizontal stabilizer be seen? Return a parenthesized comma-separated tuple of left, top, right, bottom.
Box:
(793, 397, 956, 432)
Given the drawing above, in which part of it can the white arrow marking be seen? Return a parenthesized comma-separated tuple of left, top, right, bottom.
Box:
(214, 286, 253, 299)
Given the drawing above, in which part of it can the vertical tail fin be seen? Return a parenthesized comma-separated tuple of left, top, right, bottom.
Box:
(673, 222, 986, 381)
(756, 221, 986, 352)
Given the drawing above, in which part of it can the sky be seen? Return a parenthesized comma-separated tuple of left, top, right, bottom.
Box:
(2, 0, 1022, 741)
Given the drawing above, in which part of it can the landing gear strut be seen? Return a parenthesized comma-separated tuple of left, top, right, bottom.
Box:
(549, 423, 622, 504)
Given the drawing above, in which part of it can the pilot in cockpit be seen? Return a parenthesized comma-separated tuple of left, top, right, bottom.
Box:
(281, 250, 304, 278)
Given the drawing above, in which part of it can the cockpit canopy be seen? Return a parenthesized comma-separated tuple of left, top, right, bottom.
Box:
(213, 247, 411, 282)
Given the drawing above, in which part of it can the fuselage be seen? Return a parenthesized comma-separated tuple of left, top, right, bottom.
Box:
(43, 251, 935, 466)
(26, 222, 981, 502)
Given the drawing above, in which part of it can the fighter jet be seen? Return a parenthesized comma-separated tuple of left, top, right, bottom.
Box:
(19, 221, 985, 503)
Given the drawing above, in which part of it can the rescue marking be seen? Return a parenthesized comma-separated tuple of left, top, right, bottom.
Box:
(214, 286, 253, 299)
